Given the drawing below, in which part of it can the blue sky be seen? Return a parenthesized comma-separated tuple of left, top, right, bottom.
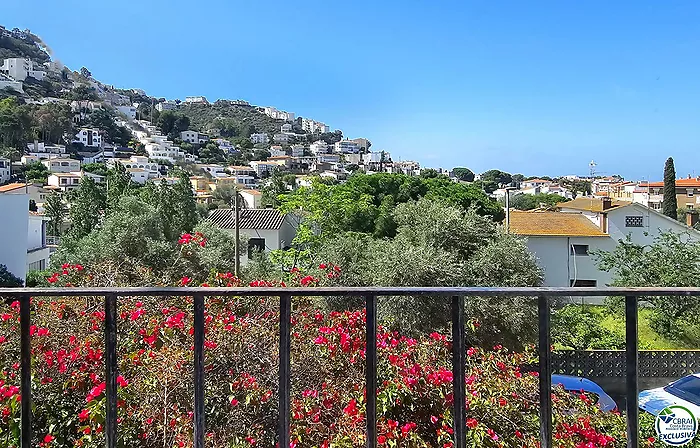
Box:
(5, 1, 700, 179)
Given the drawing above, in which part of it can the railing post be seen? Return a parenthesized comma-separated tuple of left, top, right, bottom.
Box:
(451, 295, 466, 448)
(193, 293, 205, 448)
(625, 295, 639, 448)
(104, 294, 118, 448)
(20, 294, 31, 448)
(279, 294, 292, 448)
(538, 295, 552, 448)
(365, 295, 377, 448)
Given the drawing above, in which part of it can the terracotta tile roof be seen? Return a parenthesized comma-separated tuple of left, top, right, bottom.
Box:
(0, 183, 29, 193)
(208, 208, 286, 230)
(648, 178, 700, 188)
(557, 197, 624, 212)
(508, 211, 607, 237)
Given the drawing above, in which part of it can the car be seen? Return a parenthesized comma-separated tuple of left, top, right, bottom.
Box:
(552, 374, 618, 412)
(639, 373, 700, 416)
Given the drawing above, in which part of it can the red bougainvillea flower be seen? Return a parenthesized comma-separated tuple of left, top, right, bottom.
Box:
(343, 398, 358, 416)
(43, 434, 54, 443)
(78, 409, 90, 421)
(180, 276, 192, 286)
(466, 418, 478, 429)
(117, 375, 129, 387)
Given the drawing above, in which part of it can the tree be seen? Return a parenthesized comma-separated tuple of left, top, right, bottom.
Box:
(23, 160, 49, 184)
(44, 192, 67, 237)
(68, 177, 106, 239)
(552, 306, 623, 350)
(312, 198, 542, 346)
(79, 67, 92, 78)
(30, 102, 73, 144)
(63, 84, 98, 101)
(170, 172, 199, 238)
(106, 162, 132, 210)
(29, 199, 37, 212)
(595, 231, 700, 344)
(0, 264, 23, 287)
(280, 173, 504, 245)
(419, 168, 440, 179)
(452, 167, 475, 182)
(82, 162, 109, 177)
(480, 169, 512, 192)
(157, 111, 190, 137)
(0, 97, 32, 149)
(663, 157, 678, 220)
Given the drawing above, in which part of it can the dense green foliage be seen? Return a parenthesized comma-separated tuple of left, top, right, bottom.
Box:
(44, 191, 67, 236)
(177, 102, 285, 138)
(479, 169, 512, 193)
(663, 157, 678, 219)
(504, 192, 570, 210)
(22, 160, 49, 183)
(0, 27, 50, 62)
(0, 264, 23, 287)
(452, 167, 475, 182)
(596, 231, 700, 344)
(86, 108, 131, 146)
(552, 305, 624, 350)
(280, 173, 504, 243)
(256, 198, 540, 346)
(156, 110, 191, 138)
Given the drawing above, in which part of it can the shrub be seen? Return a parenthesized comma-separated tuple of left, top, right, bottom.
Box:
(0, 267, 664, 447)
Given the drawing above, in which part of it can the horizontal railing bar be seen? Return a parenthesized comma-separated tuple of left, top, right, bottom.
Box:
(2, 286, 700, 297)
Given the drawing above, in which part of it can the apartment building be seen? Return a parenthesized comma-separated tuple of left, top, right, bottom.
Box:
(250, 133, 269, 144)
(0, 57, 46, 81)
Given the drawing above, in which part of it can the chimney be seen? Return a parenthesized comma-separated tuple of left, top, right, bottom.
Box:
(602, 197, 613, 210)
(687, 211, 699, 228)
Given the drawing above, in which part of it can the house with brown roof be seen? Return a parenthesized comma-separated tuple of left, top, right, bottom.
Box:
(508, 210, 615, 288)
(645, 176, 700, 212)
(207, 208, 298, 264)
(509, 198, 700, 290)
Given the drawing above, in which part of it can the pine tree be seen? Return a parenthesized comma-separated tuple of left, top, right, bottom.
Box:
(663, 157, 678, 220)
(171, 172, 198, 238)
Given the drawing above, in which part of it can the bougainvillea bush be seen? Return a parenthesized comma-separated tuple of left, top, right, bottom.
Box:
(0, 234, 666, 447)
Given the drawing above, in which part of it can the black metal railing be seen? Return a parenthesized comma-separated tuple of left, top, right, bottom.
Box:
(2, 286, 700, 448)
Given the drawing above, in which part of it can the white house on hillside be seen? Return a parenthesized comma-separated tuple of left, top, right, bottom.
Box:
(0, 57, 46, 81)
(42, 158, 81, 173)
(73, 129, 102, 148)
(208, 208, 298, 264)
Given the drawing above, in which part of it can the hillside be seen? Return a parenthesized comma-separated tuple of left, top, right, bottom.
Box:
(0, 27, 50, 63)
(178, 101, 289, 137)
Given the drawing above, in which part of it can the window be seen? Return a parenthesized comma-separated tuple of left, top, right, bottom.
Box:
(248, 238, 266, 258)
(688, 205, 695, 211)
(570, 279, 597, 287)
(28, 259, 46, 271)
(625, 216, 644, 227)
(570, 244, 589, 256)
(688, 190, 695, 197)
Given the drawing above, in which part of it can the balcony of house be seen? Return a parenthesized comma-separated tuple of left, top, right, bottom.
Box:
(0, 286, 695, 448)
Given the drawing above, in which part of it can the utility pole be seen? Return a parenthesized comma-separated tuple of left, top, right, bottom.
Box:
(233, 189, 240, 278)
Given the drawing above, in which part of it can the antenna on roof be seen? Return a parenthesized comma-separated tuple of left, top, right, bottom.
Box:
(589, 160, 597, 179)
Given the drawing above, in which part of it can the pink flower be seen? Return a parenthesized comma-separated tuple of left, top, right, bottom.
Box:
(117, 376, 129, 387)
(44, 434, 55, 443)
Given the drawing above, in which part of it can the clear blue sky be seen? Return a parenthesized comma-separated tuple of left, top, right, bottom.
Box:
(5, 1, 700, 180)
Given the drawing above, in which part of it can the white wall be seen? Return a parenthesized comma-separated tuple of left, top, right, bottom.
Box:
(607, 204, 700, 244)
(525, 236, 615, 287)
(0, 194, 30, 281)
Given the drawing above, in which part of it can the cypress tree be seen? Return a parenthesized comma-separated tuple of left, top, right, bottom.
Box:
(663, 157, 678, 219)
